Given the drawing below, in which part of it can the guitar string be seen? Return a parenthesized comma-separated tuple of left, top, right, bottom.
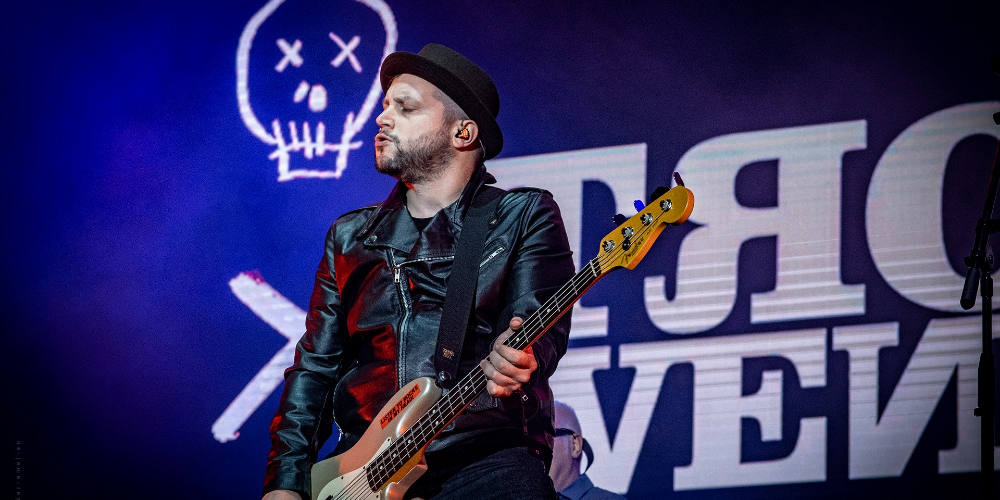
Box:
(363, 265, 598, 488)
(357, 263, 595, 492)
(330, 254, 604, 496)
(364, 202, 672, 490)
(364, 264, 598, 489)
(331, 196, 683, 496)
(363, 198, 679, 490)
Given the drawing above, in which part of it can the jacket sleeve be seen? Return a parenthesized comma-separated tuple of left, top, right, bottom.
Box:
(263, 223, 351, 498)
(504, 190, 575, 385)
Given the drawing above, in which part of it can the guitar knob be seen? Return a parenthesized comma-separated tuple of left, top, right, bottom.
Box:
(673, 172, 685, 187)
(603, 240, 616, 253)
(648, 185, 669, 204)
(660, 199, 673, 212)
(613, 213, 627, 226)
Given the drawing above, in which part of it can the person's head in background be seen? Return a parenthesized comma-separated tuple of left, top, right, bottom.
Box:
(550, 401, 585, 491)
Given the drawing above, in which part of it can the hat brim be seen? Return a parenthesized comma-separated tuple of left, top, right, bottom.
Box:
(380, 52, 503, 160)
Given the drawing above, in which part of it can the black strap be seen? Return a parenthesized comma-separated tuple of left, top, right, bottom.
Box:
(434, 186, 506, 389)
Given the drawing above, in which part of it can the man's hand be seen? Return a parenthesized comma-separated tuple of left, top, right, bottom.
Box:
(480, 317, 538, 397)
(263, 490, 302, 500)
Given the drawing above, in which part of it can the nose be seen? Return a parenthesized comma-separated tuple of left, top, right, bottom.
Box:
(375, 107, 391, 130)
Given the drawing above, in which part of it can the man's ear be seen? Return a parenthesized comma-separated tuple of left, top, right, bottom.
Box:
(570, 434, 584, 460)
(452, 120, 479, 149)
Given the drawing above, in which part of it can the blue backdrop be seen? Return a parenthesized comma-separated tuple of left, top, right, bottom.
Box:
(5, 1, 1000, 498)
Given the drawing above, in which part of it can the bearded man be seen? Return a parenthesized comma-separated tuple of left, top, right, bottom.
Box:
(263, 44, 575, 500)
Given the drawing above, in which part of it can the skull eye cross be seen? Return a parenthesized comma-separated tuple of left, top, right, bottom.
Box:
(329, 32, 362, 73)
(275, 38, 303, 72)
(279, 32, 363, 115)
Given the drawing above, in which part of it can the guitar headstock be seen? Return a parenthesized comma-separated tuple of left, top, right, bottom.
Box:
(596, 185, 694, 273)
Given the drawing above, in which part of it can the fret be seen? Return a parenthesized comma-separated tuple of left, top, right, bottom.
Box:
(369, 252, 610, 490)
(326, 187, 692, 497)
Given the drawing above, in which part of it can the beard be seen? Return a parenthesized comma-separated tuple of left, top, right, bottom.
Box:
(375, 126, 454, 184)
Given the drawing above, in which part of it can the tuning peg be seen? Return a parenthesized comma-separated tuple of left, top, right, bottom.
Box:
(634, 200, 645, 211)
(613, 213, 627, 226)
(673, 172, 685, 187)
(648, 186, 669, 204)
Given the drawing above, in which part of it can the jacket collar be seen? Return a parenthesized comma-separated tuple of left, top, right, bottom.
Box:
(356, 164, 496, 245)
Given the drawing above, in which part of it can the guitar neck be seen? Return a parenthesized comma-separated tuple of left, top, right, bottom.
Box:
(501, 257, 604, 351)
(363, 255, 605, 489)
(364, 184, 692, 491)
(445, 254, 604, 417)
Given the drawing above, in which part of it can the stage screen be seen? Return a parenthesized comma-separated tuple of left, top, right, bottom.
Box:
(5, 1, 1000, 498)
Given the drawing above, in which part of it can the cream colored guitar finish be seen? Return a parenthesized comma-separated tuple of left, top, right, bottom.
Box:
(310, 183, 695, 500)
(312, 377, 442, 500)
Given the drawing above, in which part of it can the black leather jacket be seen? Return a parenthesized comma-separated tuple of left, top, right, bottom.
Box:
(263, 166, 575, 496)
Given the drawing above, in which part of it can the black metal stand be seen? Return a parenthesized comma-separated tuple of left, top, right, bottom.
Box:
(973, 272, 995, 499)
(960, 76, 1000, 496)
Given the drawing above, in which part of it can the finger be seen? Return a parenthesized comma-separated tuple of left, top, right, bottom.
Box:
(480, 358, 496, 379)
(486, 378, 513, 398)
(509, 316, 524, 331)
(488, 351, 533, 384)
(523, 344, 537, 371)
(492, 329, 512, 350)
(492, 317, 524, 350)
(493, 343, 537, 372)
(481, 359, 519, 395)
(482, 356, 525, 389)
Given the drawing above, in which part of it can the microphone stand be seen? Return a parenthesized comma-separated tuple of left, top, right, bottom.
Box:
(960, 56, 1000, 498)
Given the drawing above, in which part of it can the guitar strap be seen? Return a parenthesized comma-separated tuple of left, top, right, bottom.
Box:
(434, 185, 506, 389)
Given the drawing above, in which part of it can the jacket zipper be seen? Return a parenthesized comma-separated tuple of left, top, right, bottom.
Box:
(392, 254, 458, 389)
(390, 253, 409, 391)
(401, 255, 453, 266)
(479, 245, 505, 268)
(392, 255, 452, 389)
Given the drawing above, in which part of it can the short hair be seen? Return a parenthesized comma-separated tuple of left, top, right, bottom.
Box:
(433, 86, 485, 163)
(433, 86, 469, 125)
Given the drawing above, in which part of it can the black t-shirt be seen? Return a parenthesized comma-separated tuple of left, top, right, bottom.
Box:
(412, 215, 432, 232)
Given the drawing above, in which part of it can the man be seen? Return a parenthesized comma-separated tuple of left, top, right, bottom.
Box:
(549, 402, 627, 500)
(262, 44, 575, 500)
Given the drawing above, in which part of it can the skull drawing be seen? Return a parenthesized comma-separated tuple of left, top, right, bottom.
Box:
(237, 0, 397, 181)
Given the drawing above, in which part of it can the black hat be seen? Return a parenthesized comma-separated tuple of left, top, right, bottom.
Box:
(380, 44, 503, 159)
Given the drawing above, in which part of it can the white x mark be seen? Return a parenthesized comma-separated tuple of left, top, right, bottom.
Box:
(212, 271, 304, 442)
(329, 32, 362, 73)
(275, 38, 303, 73)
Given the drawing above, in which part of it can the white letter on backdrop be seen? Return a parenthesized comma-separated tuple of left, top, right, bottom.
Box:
(832, 316, 1000, 478)
(667, 328, 828, 489)
(549, 345, 672, 493)
(489, 144, 646, 338)
(867, 101, 1000, 312)
(645, 122, 867, 333)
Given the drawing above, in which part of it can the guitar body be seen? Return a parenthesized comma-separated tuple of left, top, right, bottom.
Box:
(311, 377, 442, 500)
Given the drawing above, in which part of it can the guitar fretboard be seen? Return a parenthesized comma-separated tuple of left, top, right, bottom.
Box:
(363, 256, 605, 490)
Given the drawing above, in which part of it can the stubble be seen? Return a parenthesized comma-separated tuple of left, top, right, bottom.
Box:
(375, 126, 455, 184)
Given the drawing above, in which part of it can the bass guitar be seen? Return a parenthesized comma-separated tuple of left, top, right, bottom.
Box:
(311, 180, 694, 500)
